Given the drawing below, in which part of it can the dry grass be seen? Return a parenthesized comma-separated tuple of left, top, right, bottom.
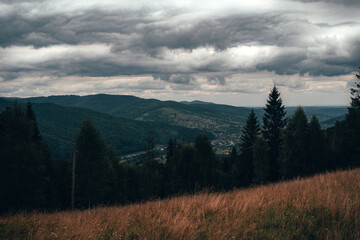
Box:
(1, 169, 360, 240)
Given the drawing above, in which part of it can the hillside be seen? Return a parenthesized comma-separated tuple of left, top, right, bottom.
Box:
(8, 94, 254, 153)
(7, 94, 348, 154)
(0, 99, 206, 160)
(1, 168, 359, 239)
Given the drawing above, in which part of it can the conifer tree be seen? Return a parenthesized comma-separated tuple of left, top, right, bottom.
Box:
(238, 110, 260, 186)
(253, 136, 269, 184)
(308, 115, 326, 173)
(280, 107, 308, 178)
(26, 101, 42, 142)
(224, 147, 237, 173)
(223, 147, 237, 189)
(194, 134, 217, 188)
(164, 138, 178, 195)
(179, 143, 196, 192)
(262, 86, 286, 181)
(0, 102, 52, 213)
(344, 67, 360, 167)
(74, 118, 116, 208)
(350, 67, 360, 109)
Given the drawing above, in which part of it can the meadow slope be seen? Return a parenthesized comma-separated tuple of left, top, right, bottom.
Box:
(1, 169, 359, 240)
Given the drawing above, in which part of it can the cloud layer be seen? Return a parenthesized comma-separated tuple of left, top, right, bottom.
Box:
(0, 0, 359, 105)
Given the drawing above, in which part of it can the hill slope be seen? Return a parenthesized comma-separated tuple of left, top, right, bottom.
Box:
(8, 94, 348, 153)
(1, 168, 359, 239)
(9, 94, 254, 152)
(0, 99, 206, 160)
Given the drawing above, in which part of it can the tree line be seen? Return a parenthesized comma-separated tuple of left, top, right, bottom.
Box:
(1, 69, 360, 213)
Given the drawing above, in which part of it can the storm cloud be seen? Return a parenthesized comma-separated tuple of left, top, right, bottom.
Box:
(0, 0, 359, 105)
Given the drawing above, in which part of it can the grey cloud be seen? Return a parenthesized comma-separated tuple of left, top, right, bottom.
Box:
(206, 75, 228, 85)
(257, 52, 307, 75)
(0, 9, 294, 50)
(0, 1, 359, 83)
(0, 85, 18, 93)
(140, 14, 290, 51)
(169, 74, 196, 84)
(256, 36, 360, 77)
(151, 74, 197, 84)
(152, 74, 172, 81)
(0, 10, 150, 48)
(323, 40, 360, 67)
(273, 77, 306, 89)
(0, 71, 22, 81)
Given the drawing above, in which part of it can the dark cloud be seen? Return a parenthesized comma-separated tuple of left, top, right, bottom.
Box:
(0, 10, 289, 49)
(0, 1, 359, 84)
(206, 75, 228, 85)
(323, 40, 360, 68)
(152, 74, 172, 81)
(140, 14, 288, 51)
(0, 10, 152, 48)
(256, 51, 307, 75)
(152, 74, 195, 84)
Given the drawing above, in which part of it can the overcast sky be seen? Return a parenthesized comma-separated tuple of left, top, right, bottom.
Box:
(1, 0, 359, 106)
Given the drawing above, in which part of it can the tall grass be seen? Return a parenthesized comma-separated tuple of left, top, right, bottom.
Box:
(1, 169, 359, 240)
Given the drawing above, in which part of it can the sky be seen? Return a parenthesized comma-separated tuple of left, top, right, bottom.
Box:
(0, 0, 359, 106)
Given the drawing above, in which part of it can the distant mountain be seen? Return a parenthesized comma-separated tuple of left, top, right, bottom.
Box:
(19, 94, 254, 153)
(1, 94, 348, 157)
(180, 100, 215, 105)
(0, 99, 208, 160)
(319, 114, 347, 129)
(286, 106, 348, 125)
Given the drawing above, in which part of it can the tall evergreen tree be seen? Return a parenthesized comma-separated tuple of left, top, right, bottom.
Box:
(224, 147, 237, 173)
(253, 136, 269, 185)
(280, 107, 309, 179)
(350, 67, 360, 109)
(308, 115, 326, 173)
(222, 147, 237, 190)
(238, 110, 260, 186)
(0, 102, 52, 213)
(194, 134, 217, 188)
(26, 101, 42, 142)
(74, 118, 117, 208)
(262, 86, 286, 181)
(164, 138, 179, 195)
(344, 67, 360, 167)
(179, 143, 196, 192)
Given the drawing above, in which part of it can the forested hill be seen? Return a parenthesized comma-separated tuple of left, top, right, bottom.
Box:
(0, 98, 207, 160)
(21, 94, 347, 127)
(5, 95, 347, 153)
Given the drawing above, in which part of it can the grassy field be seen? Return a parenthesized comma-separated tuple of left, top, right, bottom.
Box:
(1, 169, 359, 240)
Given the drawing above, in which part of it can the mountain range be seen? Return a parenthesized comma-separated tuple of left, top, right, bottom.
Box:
(0, 94, 348, 160)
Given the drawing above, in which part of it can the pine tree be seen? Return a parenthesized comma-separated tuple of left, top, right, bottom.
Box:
(0, 102, 52, 213)
(308, 115, 326, 173)
(253, 136, 269, 185)
(179, 143, 196, 192)
(194, 134, 217, 188)
(74, 118, 116, 208)
(262, 86, 286, 181)
(223, 147, 237, 190)
(350, 67, 360, 109)
(238, 110, 260, 186)
(164, 138, 178, 195)
(280, 107, 309, 178)
(26, 101, 42, 142)
(344, 67, 360, 167)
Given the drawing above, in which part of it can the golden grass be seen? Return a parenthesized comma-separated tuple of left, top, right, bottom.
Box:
(1, 169, 360, 240)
